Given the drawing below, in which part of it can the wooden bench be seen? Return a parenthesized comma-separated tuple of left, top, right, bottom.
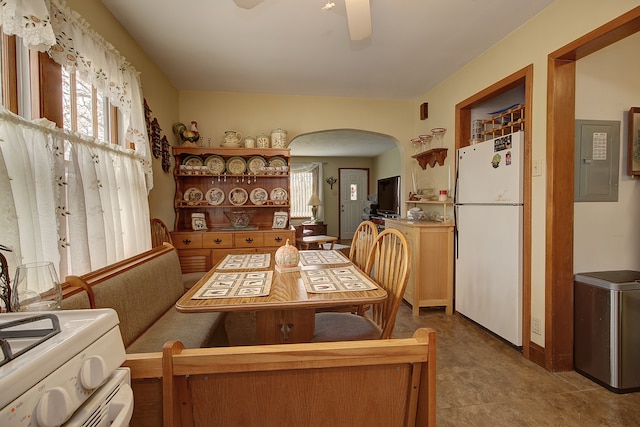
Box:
(123, 328, 436, 427)
(60, 243, 226, 353)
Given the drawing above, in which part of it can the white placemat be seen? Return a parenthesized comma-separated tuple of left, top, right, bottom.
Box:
(192, 271, 273, 299)
(298, 250, 350, 266)
(301, 266, 378, 293)
(216, 253, 271, 270)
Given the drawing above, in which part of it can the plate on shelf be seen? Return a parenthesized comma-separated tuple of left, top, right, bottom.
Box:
(270, 187, 288, 204)
(183, 155, 203, 167)
(250, 187, 268, 205)
(183, 187, 203, 204)
(204, 155, 226, 174)
(226, 156, 247, 175)
(205, 188, 225, 205)
(268, 157, 287, 168)
(247, 156, 267, 174)
(228, 187, 248, 206)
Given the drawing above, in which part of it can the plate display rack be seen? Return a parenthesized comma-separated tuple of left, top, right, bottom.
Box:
(173, 147, 291, 231)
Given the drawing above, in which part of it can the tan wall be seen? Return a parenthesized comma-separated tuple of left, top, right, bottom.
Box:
(412, 0, 640, 346)
(66, 0, 180, 229)
(574, 32, 640, 273)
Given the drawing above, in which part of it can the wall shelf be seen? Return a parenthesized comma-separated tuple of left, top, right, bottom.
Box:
(412, 148, 448, 170)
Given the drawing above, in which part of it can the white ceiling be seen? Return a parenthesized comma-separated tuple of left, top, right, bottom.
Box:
(100, 0, 555, 156)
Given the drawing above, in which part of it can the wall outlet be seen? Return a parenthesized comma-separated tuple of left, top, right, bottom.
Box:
(532, 159, 542, 176)
(532, 317, 541, 335)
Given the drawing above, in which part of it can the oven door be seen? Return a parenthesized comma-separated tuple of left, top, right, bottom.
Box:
(63, 368, 133, 427)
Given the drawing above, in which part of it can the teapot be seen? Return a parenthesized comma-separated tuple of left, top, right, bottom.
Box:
(222, 130, 242, 146)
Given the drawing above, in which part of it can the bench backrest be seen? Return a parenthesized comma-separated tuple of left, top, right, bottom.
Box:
(61, 243, 184, 346)
(123, 328, 436, 427)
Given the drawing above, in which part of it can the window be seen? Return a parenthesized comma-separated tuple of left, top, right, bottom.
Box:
(0, 2, 152, 279)
(290, 162, 323, 219)
(62, 67, 119, 144)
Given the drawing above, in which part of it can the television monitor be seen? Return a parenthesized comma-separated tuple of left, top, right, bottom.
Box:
(376, 176, 401, 216)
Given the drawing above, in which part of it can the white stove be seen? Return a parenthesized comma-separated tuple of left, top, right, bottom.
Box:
(0, 309, 131, 426)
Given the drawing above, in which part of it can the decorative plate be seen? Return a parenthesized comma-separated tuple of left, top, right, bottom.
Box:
(204, 155, 226, 174)
(270, 187, 288, 202)
(183, 187, 203, 204)
(268, 157, 287, 168)
(250, 187, 268, 205)
(183, 155, 203, 167)
(205, 188, 225, 205)
(226, 156, 247, 175)
(247, 156, 267, 174)
(228, 187, 249, 206)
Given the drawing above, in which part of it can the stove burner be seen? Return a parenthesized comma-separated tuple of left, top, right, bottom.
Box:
(0, 314, 61, 367)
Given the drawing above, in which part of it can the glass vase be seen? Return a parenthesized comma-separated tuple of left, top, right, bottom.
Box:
(11, 262, 62, 312)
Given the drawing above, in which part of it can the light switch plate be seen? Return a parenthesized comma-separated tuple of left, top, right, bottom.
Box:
(533, 159, 542, 176)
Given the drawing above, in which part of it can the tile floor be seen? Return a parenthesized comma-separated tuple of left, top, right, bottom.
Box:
(393, 303, 640, 426)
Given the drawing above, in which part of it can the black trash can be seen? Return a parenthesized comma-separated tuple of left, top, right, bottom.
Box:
(574, 270, 640, 393)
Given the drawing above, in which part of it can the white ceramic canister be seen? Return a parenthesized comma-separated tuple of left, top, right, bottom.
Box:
(270, 128, 288, 148)
(256, 133, 270, 148)
(243, 136, 256, 148)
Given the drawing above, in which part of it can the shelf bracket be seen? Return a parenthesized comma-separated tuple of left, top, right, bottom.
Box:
(412, 148, 448, 170)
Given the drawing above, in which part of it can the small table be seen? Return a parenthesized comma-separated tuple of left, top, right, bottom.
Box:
(296, 235, 338, 250)
(175, 254, 386, 344)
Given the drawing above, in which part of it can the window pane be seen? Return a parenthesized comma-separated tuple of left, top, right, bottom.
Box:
(61, 67, 72, 131)
(76, 74, 93, 137)
(96, 91, 106, 141)
(350, 184, 357, 201)
(290, 171, 313, 218)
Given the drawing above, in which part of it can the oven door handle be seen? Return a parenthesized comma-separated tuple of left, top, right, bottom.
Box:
(108, 383, 134, 427)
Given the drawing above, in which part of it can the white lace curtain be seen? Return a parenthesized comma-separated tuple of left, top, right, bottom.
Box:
(0, 0, 152, 187)
(0, 109, 151, 279)
(0, 0, 152, 278)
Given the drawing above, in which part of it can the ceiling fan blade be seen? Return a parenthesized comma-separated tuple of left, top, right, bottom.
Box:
(232, 0, 265, 9)
(345, 0, 372, 41)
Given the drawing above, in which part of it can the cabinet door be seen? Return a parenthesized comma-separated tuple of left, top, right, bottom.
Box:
(178, 249, 212, 273)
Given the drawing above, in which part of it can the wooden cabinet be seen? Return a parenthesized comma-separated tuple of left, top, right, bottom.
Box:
(171, 147, 294, 271)
(384, 219, 454, 316)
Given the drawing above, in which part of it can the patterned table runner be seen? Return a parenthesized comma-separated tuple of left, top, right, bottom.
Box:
(301, 266, 378, 293)
(192, 271, 273, 299)
(216, 253, 271, 270)
(298, 250, 350, 266)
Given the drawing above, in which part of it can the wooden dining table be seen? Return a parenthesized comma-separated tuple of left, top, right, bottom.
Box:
(175, 251, 387, 344)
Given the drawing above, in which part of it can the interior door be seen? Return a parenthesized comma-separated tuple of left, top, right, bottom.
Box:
(339, 169, 369, 240)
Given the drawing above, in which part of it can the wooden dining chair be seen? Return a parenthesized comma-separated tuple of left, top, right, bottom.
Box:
(312, 228, 410, 342)
(348, 220, 379, 271)
(150, 218, 172, 248)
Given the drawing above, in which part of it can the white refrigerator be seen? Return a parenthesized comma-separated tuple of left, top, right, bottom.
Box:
(455, 131, 523, 346)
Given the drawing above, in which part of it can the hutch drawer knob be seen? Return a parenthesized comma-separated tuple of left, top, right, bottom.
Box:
(274, 237, 282, 243)
(245, 237, 254, 244)
(182, 239, 191, 245)
(214, 238, 222, 244)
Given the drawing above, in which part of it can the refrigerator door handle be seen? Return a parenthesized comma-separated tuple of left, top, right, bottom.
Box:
(454, 205, 459, 259)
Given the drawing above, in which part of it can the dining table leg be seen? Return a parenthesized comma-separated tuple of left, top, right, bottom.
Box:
(255, 309, 315, 344)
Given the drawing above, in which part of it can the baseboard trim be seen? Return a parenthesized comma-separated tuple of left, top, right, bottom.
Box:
(528, 341, 546, 368)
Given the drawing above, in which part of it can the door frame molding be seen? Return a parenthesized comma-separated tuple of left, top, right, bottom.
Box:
(545, 6, 640, 371)
(455, 64, 533, 361)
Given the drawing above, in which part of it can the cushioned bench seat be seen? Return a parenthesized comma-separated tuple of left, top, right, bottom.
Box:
(61, 243, 224, 353)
